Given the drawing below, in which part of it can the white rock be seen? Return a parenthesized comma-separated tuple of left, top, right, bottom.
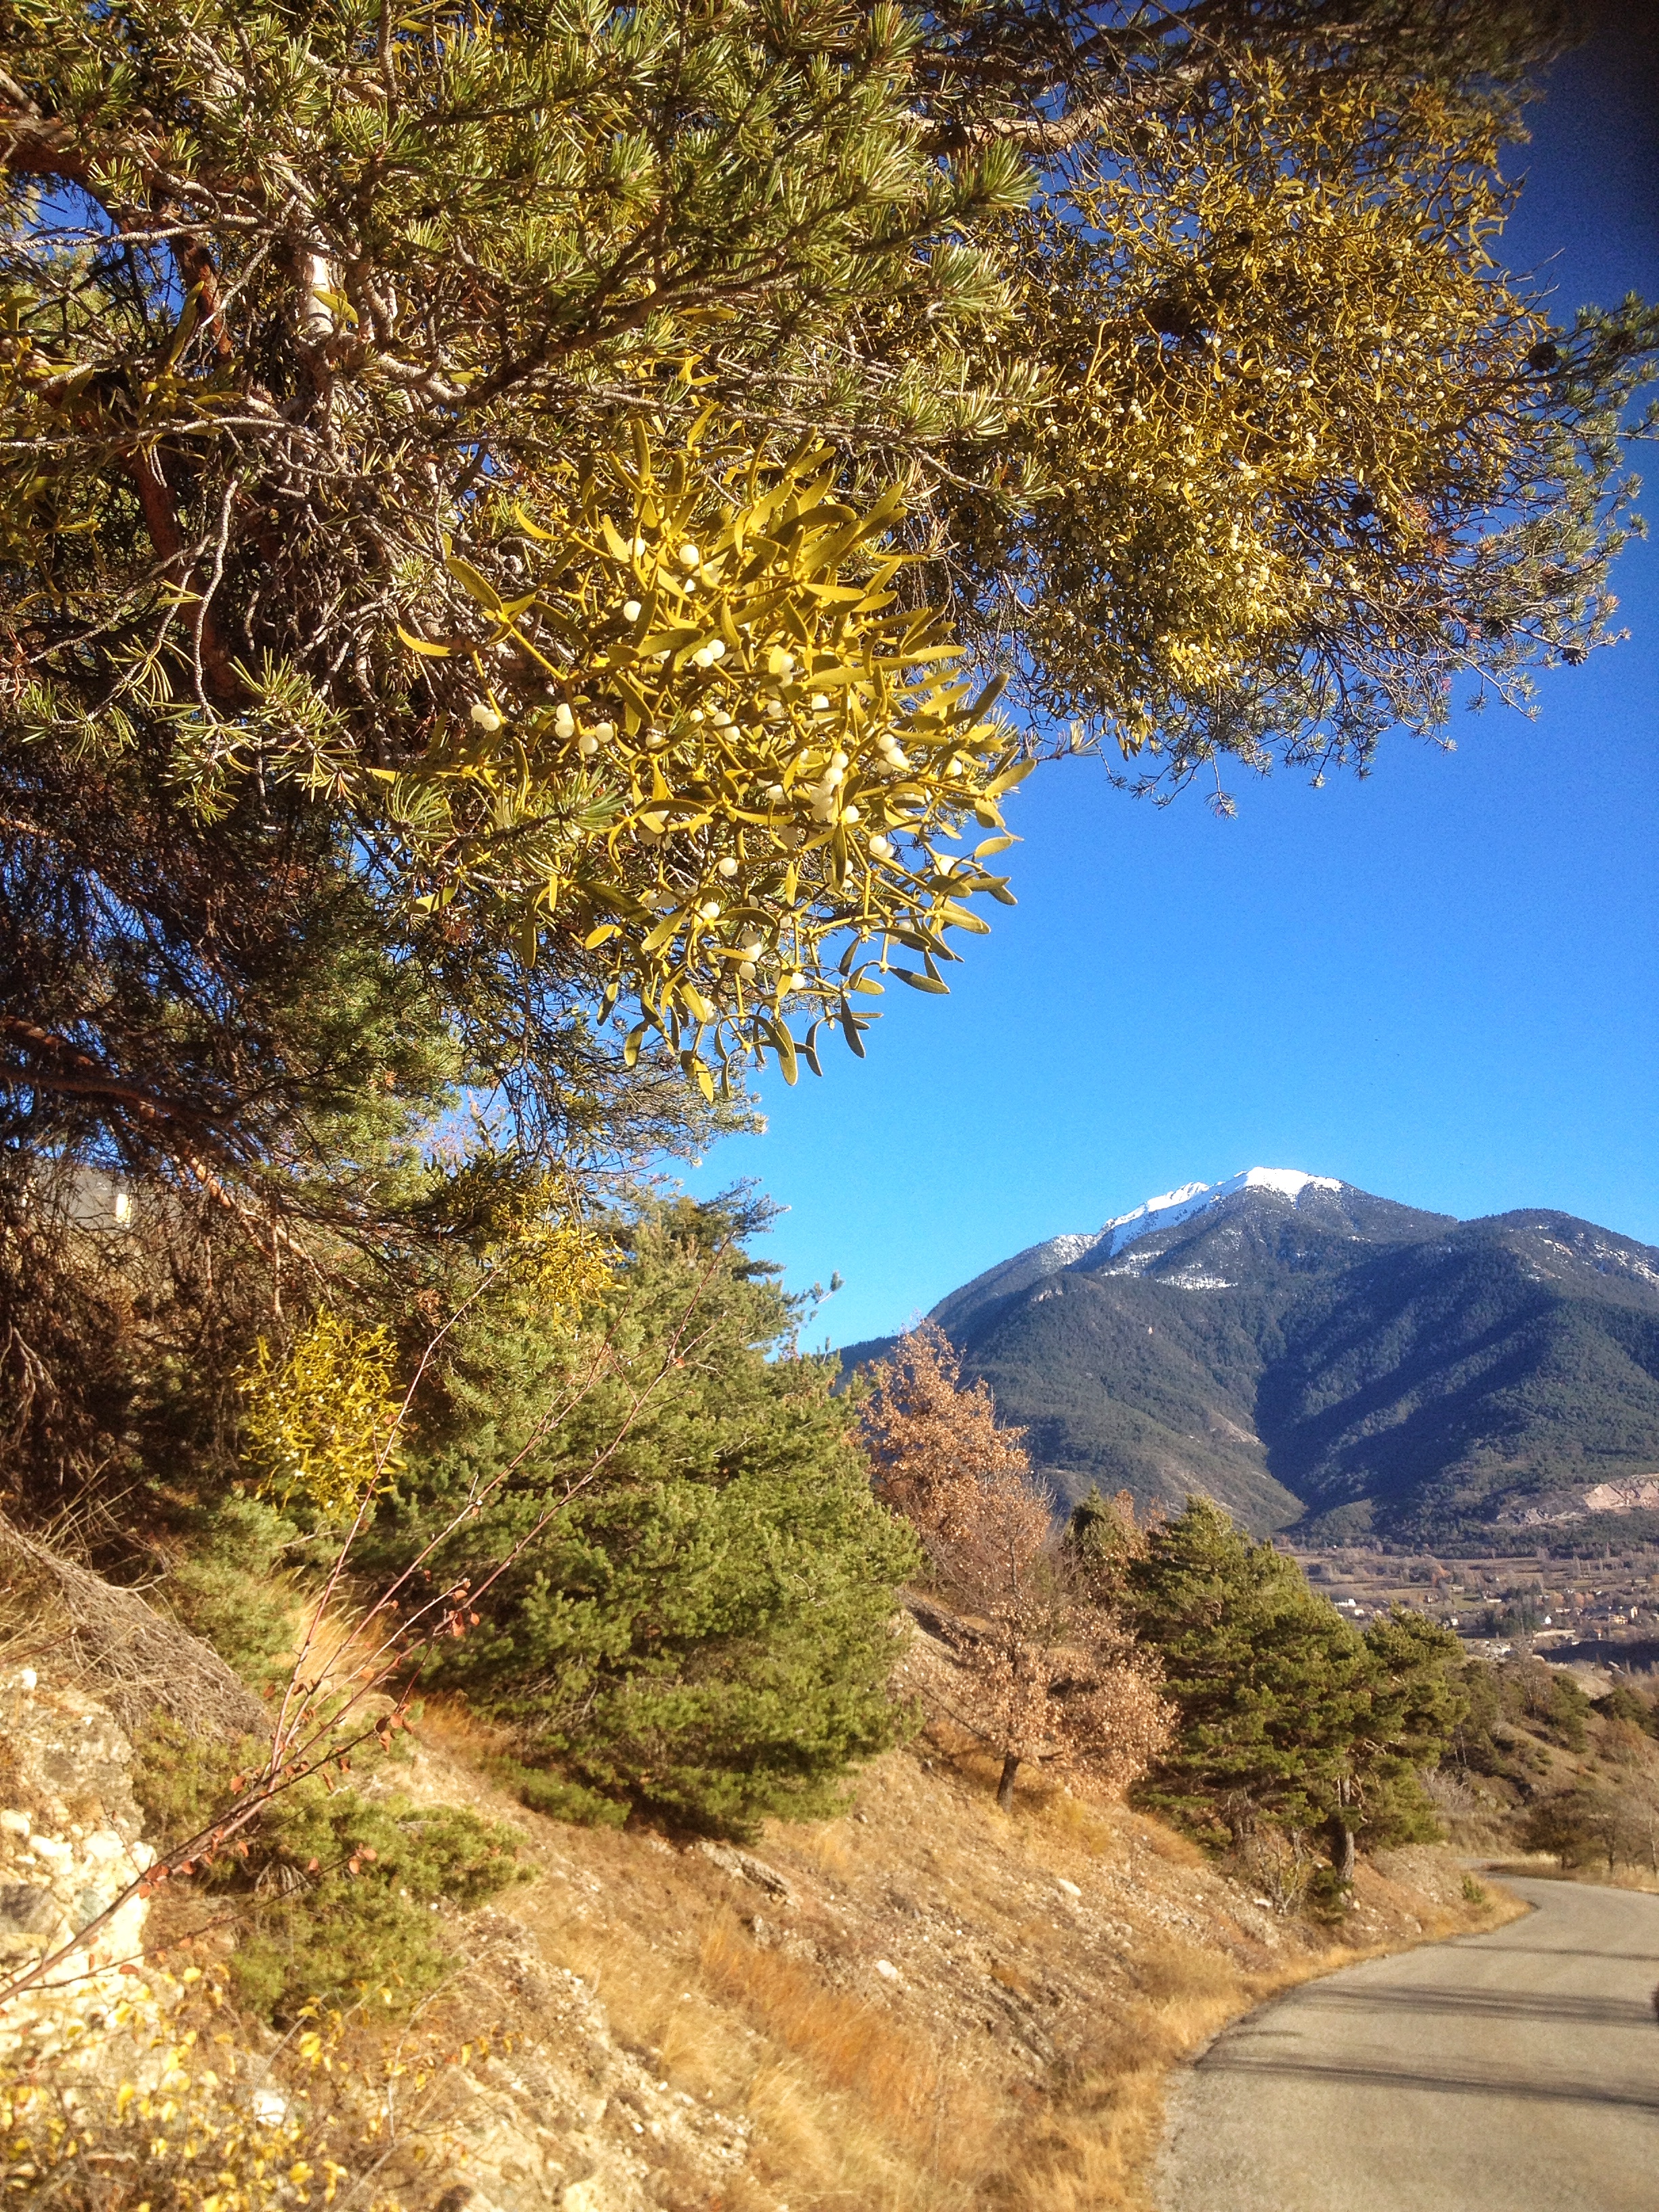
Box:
(27, 1835, 71, 1865)
(16, 1670, 37, 1692)
(0, 1811, 30, 1839)
(873, 1958, 899, 1981)
(251, 2089, 287, 2127)
(83, 1831, 125, 1864)
(1055, 1878, 1082, 1900)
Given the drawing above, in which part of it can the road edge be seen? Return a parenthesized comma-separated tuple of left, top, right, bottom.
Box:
(1133, 1870, 1533, 2210)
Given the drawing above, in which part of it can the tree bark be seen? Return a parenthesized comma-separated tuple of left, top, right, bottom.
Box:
(121, 445, 242, 702)
(1329, 1817, 1356, 1884)
(997, 1751, 1021, 1811)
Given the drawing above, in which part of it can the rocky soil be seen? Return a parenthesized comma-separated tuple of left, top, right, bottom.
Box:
(0, 1666, 156, 2068)
(0, 1644, 1515, 2212)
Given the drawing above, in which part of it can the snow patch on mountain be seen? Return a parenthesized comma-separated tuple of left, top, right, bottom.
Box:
(1098, 1168, 1343, 1258)
(924, 1170, 1347, 1331)
(927, 1231, 1099, 1330)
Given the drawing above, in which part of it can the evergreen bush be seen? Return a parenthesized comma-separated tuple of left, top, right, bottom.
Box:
(133, 1717, 525, 2020)
(388, 1198, 921, 1837)
(1124, 1498, 1466, 1862)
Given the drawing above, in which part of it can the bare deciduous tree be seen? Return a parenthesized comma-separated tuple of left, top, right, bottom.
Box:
(862, 1325, 1170, 1809)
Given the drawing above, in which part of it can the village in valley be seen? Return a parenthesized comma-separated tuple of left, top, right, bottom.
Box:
(1292, 1540, 1659, 1662)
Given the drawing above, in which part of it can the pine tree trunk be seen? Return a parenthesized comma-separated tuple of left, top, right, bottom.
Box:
(997, 1752, 1021, 1810)
(1329, 1818, 1355, 1883)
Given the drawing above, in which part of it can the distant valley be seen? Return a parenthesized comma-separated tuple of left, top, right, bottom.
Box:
(838, 1169, 1659, 1549)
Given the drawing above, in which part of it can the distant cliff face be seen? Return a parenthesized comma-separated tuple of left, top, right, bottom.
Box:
(838, 1172, 1659, 1545)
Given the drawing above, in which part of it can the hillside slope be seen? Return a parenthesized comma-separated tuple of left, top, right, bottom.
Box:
(839, 1176, 1659, 1544)
(2, 1637, 1511, 2212)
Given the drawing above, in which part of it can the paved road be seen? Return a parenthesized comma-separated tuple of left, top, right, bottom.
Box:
(1157, 1879, 1659, 2212)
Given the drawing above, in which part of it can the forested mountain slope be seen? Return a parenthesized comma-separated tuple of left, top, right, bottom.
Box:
(839, 1175, 1659, 1544)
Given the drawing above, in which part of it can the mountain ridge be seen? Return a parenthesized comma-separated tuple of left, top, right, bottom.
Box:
(837, 1172, 1659, 1548)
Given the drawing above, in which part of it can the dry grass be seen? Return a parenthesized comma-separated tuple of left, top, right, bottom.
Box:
(511, 1848, 958, 2211)
(2, 1645, 1525, 2212)
(0, 1534, 65, 1668)
(694, 1908, 1006, 2207)
(1000, 1942, 1320, 2211)
(0, 1514, 263, 1740)
(1484, 1853, 1659, 1893)
(472, 1728, 1522, 2212)
(699, 1910, 949, 2142)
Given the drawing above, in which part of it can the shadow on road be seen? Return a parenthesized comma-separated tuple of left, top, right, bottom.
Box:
(1162, 1883, 1659, 2211)
(1274, 1982, 1652, 2029)
(1449, 1943, 1659, 1964)
(1200, 2051, 1659, 2113)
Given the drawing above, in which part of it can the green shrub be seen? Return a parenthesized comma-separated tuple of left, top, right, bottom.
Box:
(494, 1760, 628, 1828)
(227, 1789, 525, 2020)
(1124, 1500, 1467, 1857)
(385, 1198, 921, 1839)
(162, 1494, 300, 1689)
(1542, 1671, 1591, 1752)
(131, 1713, 268, 1839)
(1593, 1681, 1658, 1737)
(133, 1716, 525, 2020)
(1305, 1865, 1353, 1921)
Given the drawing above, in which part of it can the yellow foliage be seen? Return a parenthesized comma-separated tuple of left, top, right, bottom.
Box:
(476, 1177, 613, 1314)
(1000, 65, 1593, 774)
(239, 1311, 402, 1521)
(0, 1984, 384, 2211)
(374, 419, 1026, 1088)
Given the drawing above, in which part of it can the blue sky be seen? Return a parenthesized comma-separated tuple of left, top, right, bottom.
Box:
(685, 14, 1659, 1350)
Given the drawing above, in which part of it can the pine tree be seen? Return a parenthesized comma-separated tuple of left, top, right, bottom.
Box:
(385, 1197, 922, 1837)
(1065, 1483, 1147, 1606)
(1124, 1498, 1465, 1864)
(1354, 1607, 1471, 1861)
(4, 0, 1653, 1194)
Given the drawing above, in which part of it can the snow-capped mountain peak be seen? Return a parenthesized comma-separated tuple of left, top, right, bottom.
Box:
(924, 1169, 1349, 1330)
(1098, 1168, 1343, 1258)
